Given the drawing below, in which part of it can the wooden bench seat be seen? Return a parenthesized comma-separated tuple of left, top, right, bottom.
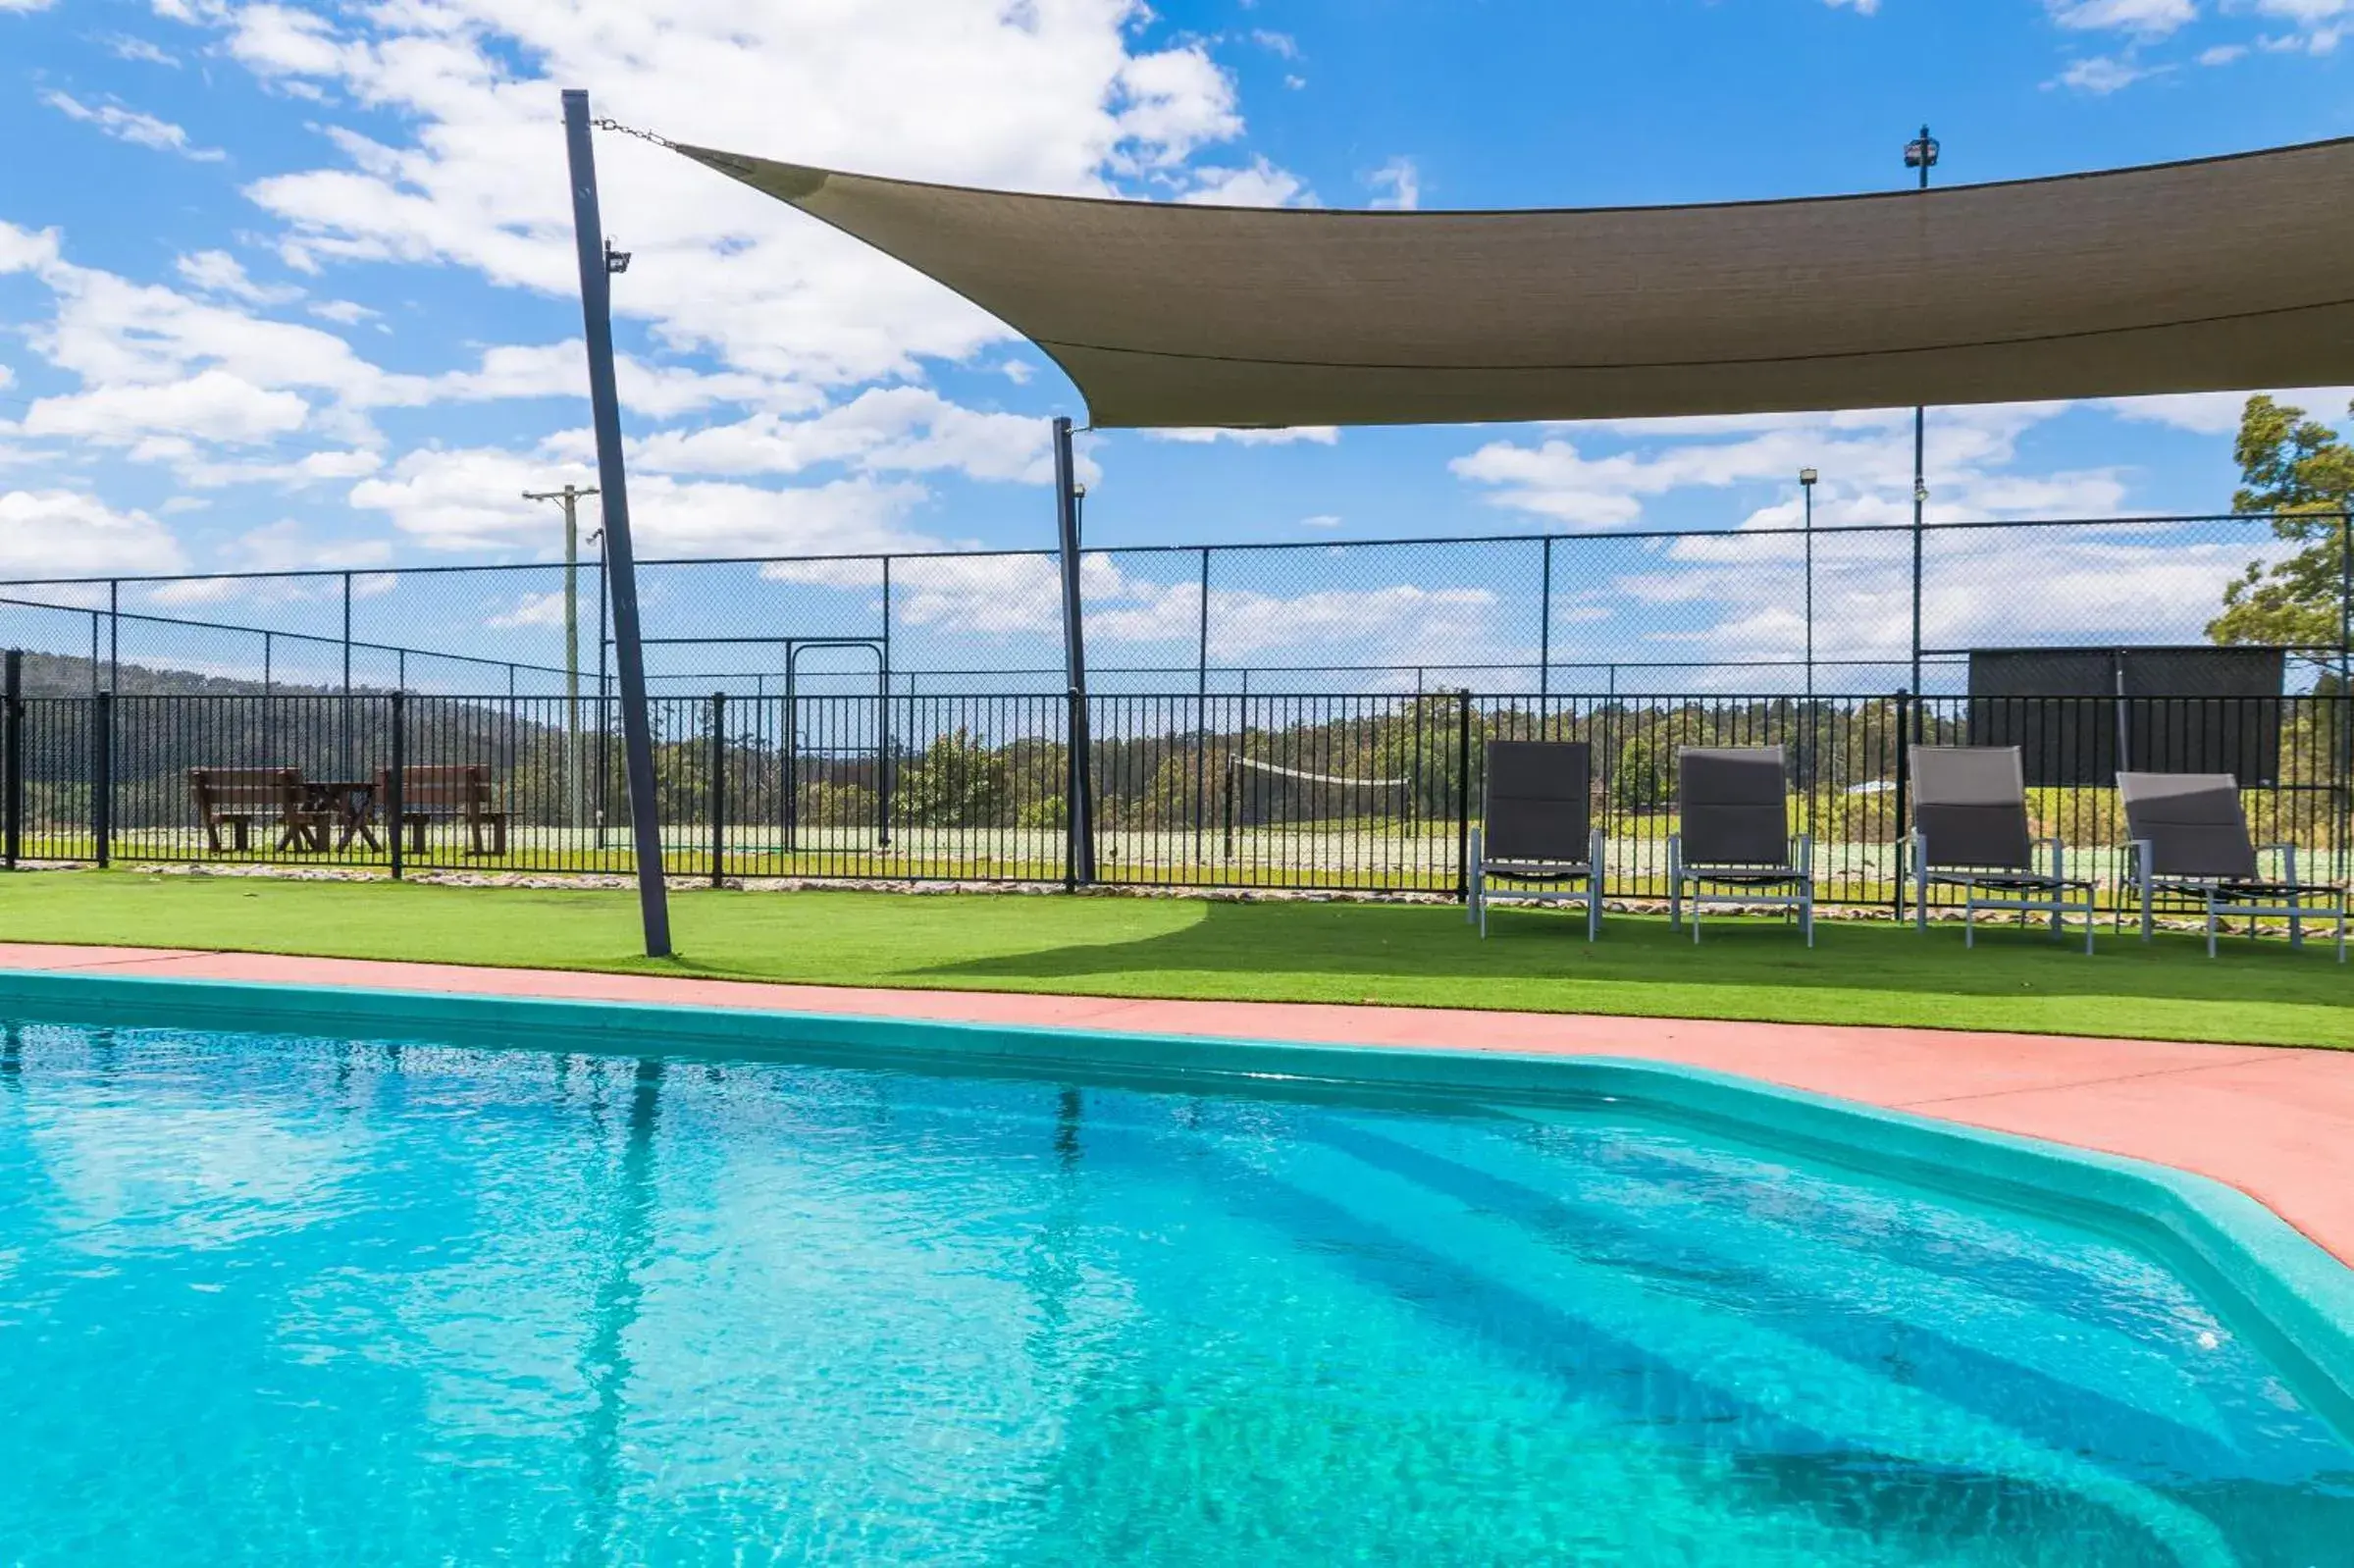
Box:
(376, 763, 509, 856)
(187, 766, 331, 853)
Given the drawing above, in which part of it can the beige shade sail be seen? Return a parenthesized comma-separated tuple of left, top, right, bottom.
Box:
(672, 138, 2354, 430)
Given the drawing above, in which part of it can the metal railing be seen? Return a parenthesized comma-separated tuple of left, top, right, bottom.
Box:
(6, 677, 2341, 912)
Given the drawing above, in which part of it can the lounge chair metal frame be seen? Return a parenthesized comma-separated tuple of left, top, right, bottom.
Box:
(1904, 847, 2098, 953)
(1900, 746, 2095, 954)
(1469, 740, 1603, 940)
(2117, 771, 2348, 962)
(1666, 747, 1813, 946)
(2122, 845, 2349, 962)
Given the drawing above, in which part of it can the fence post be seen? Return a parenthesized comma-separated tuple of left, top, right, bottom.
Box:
(3, 650, 19, 870)
(1455, 689, 1473, 902)
(1538, 537, 1552, 700)
(108, 580, 119, 695)
(340, 569, 354, 778)
(874, 661, 893, 850)
(1064, 690, 1080, 892)
(1222, 747, 1237, 861)
(709, 690, 726, 889)
(879, 556, 894, 834)
(1891, 690, 1911, 917)
(1194, 545, 1211, 862)
(92, 690, 112, 869)
(781, 658, 797, 856)
(389, 691, 405, 881)
(2339, 512, 2352, 883)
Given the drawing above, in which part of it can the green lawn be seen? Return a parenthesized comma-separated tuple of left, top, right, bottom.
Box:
(0, 869, 2346, 1048)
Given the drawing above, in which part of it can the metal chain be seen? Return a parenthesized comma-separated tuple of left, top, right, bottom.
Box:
(591, 118, 674, 149)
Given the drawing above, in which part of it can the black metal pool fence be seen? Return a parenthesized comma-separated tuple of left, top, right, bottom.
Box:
(4, 677, 2345, 914)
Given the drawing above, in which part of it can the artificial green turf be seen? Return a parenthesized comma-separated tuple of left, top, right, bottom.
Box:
(1, 868, 2346, 1048)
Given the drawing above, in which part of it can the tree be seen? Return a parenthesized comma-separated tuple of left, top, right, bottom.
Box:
(891, 728, 1011, 827)
(1612, 730, 1671, 811)
(2207, 394, 2354, 660)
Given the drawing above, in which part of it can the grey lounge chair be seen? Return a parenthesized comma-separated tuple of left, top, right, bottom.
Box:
(2118, 772, 2347, 961)
(1669, 747, 1812, 945)
(1469, 740, 1602, 939)
(1903, 746, 2094, 953)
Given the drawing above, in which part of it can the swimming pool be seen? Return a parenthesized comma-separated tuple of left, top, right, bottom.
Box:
(0, 979, 2347, 1565)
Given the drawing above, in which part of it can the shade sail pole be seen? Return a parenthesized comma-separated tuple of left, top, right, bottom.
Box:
(563, 89, 671, 957)
(1053, 417, 1096, 886)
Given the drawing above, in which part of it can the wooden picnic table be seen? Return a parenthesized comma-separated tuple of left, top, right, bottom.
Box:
(298, 778, 380, 852)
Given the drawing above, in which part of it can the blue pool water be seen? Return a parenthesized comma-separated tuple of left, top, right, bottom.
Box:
(0, 1019, 2346, 1565)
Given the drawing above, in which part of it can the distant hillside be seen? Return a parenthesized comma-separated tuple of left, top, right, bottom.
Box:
(8, 651, 340, 700)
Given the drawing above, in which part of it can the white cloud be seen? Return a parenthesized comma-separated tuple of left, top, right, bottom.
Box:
(0, 491, 188, 575)
(1300, 514, 1342, 529)
(1180, 156, 1313, 207)
(2249, 0, 2349, 51)
(1609, 524, 2280, 681)
(2050, 54, 2165, 91)
(1366, 157, 1420, 211)
(1152, 426, 1340, 445)
(0, 2, 1328, 583)
(2198, 42, 2249, 63)
(623, 387, 1057, 484)
(487, 590, 567, 629)
(1451, 404, 2101, 529)
(880, 549, 1508, 667)
(138, 522, 392, 605)
(2045, 0, 2197, 35)
(347, 445, 932, 557)
(42, 90, 224, 161)
(1823, 0, 1881, 12)
(176, 446, 386, 490)
(1115, 45, 1247, 168)
(2257, 0, 2349, 22)
(0, 220, 423, 438)
(426, 341, 782, 420)
(221, 519, 392, 572)
(175, 249, 301, 305)
(2102, 386, 2354, 437)
(215, 0, 1274, 393)
(103, 34, 182, 66)
(18, 369, 310, 447)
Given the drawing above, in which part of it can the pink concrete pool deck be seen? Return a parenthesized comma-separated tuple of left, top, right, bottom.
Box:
(2, 939, 2350, 1269)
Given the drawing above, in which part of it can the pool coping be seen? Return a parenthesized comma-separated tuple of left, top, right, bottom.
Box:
(1, 965, 2350, 1441)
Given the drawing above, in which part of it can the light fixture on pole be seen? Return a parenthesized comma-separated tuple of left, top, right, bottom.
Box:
(1904, 126, 1938, 728)
(524, 482, 600, 835)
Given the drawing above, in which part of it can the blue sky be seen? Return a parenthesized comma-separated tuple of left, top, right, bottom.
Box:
(0, 0, 2349, 688)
